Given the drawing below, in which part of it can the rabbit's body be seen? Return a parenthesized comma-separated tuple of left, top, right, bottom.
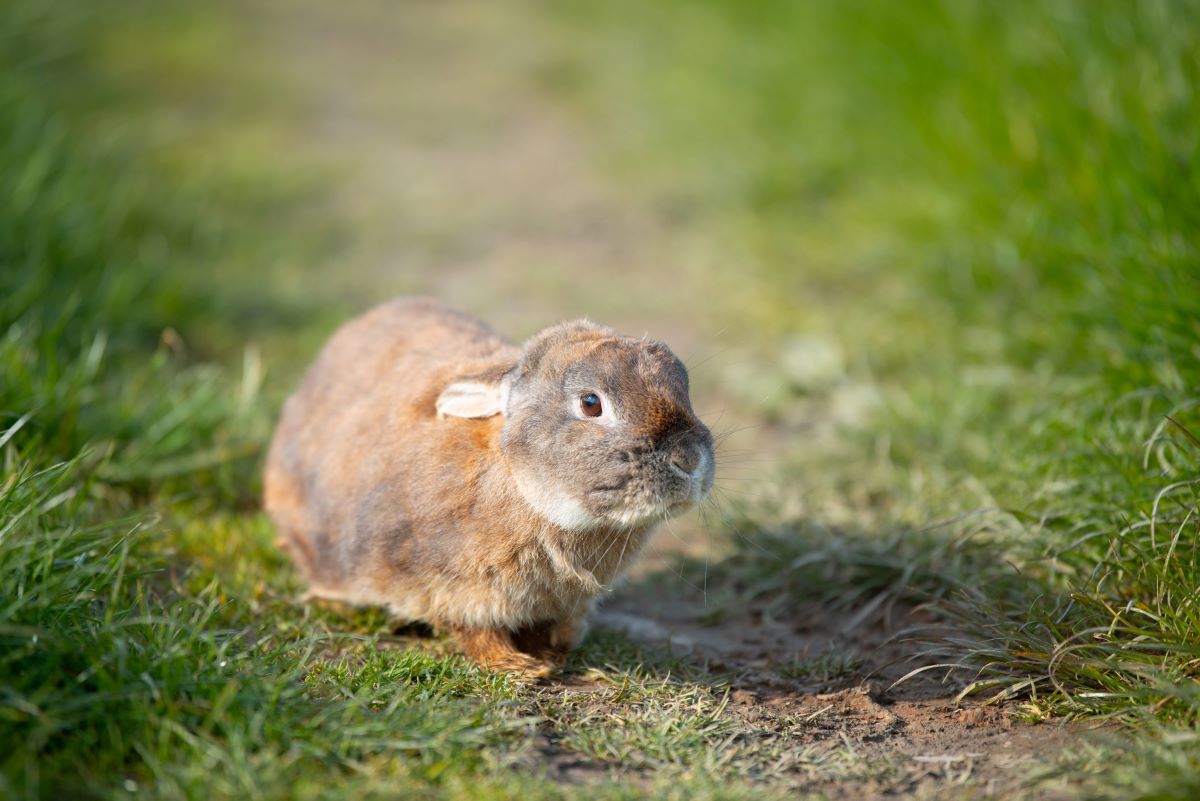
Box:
(265, 298, 712, 675)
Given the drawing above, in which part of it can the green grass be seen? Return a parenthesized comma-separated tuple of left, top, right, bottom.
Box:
(5, 0, 1200, 797)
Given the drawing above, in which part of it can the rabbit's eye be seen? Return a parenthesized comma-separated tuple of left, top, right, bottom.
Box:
(580, 393, 603, 418)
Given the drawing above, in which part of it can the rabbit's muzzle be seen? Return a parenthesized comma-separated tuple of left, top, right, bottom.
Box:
(592, 427, 713, 524)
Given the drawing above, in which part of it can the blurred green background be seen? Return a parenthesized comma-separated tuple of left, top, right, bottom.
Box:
(2, 0, 1199, 798)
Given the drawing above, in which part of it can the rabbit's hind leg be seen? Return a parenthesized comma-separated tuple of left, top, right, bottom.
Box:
(512, 616, 586, 667)
(452, 625, 554, 679)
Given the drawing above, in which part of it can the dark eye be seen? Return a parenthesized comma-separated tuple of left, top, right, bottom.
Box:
(579, 392, 603, 418)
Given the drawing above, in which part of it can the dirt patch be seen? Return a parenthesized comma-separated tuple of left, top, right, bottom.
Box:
(546, 581, 1087, 798)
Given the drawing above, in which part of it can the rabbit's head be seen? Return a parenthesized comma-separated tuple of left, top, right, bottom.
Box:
(437, 321, 714, 530)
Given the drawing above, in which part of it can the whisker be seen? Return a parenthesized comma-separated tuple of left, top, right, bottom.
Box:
(644, 535, 707, 595)
(685, 344, 732, 373)
(710, 485, 778, 502)
(712, 457, 778, 468)
(711, 447, 772, 457)
(712, 421, 774, 439)
(731, 524, 782, 561)
(696, 506, 713, 605)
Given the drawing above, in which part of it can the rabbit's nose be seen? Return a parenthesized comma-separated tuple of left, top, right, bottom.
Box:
(669, 442, 701, 475)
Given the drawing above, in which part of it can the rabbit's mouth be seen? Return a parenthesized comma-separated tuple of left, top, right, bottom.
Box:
(595, 485, 702, 527)
(603, 502, 675, 526)
(512, 457, 710, 532)
(587, 459, 713, 526)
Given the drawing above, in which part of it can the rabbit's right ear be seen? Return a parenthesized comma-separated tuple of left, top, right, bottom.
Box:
(437, 367, 512, 419)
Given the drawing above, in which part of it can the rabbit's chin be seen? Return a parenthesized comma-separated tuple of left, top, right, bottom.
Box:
(513, 468, 689, 533)
(603, 502, 689, 529)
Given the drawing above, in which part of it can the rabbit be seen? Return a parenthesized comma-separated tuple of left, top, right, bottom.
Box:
(264, 298, 714, 677)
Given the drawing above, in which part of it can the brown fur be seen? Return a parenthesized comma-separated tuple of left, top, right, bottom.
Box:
(264, 298, 713, 676)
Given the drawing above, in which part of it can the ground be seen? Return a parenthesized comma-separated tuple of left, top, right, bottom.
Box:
(5, 0, 1198, 799)
(243, 0, 1087, 796)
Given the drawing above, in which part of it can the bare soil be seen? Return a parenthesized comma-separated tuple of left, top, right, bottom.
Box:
(580, 582, 1082, 798)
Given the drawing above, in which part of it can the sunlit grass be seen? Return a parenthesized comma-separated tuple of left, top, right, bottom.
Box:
(5, 0, 1200, 797)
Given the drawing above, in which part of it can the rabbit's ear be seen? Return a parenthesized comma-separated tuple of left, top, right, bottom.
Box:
(437, 369, 512, 419)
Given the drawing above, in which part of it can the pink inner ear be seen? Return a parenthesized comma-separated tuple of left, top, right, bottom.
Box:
(436, 381, 504, 419)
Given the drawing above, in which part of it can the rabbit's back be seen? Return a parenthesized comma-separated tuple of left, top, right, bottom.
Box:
(288, 297, 507, 414)
(264, 298, 517, 599)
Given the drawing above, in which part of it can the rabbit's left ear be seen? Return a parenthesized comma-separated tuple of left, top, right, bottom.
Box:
(437, 366, 512, 419)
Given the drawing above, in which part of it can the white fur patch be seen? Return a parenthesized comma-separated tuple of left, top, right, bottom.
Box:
(605, 505, 665, 528)
(512, 468, 601, 531)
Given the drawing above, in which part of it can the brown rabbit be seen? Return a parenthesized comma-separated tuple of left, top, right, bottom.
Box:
(264, 298, 714, 676)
